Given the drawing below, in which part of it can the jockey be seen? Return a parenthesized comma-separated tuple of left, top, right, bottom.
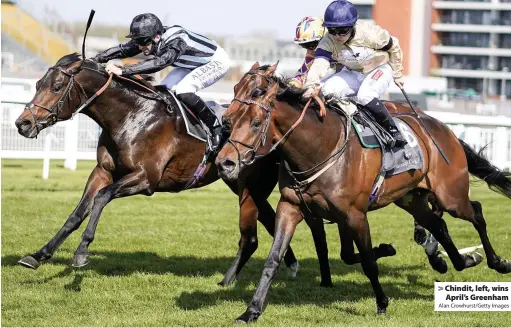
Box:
(303, 0, 407, 147)
(288, 16, 326, 88)
(93, 13, 231, 151)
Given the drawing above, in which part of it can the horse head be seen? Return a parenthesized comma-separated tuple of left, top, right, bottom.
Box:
(14, 53, 109, 138)
(216, 62, 282, 181)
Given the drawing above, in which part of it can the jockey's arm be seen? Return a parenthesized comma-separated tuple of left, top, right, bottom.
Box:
(303, 55, 331, 89)
(366, 24, 404, 81)
(289, 50, 315, 88)
(94, 41, 141, 63)
(121, 40, 186, 76)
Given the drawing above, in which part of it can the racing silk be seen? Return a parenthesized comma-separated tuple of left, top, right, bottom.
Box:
(289, 49, 315, 88)
(304, 20, 403, 88)
(95, 25, 219, 75)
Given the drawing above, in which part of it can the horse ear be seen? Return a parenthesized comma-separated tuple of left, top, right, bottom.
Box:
(267, 61, 279, 75)
(250, 62, 260, 70)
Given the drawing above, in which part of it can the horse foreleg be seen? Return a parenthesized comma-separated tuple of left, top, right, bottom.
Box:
(71, 169, 152, 267)
(219, 188, 259, 286)
(235, 199, 303, 324)
(18, 166, 112, 269)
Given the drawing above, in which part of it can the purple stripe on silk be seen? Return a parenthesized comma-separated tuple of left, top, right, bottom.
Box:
(314, 48, 333, 62)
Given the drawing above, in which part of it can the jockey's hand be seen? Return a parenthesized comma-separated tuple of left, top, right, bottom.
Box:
(105, 62, 123, 76)
(288, 79, 302, 89)
(302, 87, 316, 99)
(394, 77, 405, 89)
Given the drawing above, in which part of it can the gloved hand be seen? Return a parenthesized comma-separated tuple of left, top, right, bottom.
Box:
(302, 87, 316, 99)
(288, 79, 302, 89)
(105, 62, 123, 76)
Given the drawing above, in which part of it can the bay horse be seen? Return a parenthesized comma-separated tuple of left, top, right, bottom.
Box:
(14, 53, 304, 286)
(215, 63, 511, 322)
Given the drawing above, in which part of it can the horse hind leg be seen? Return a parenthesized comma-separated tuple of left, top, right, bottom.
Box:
(396, 190, 483, 272)
(414, 195, 443, 245)
(304, 216, 333, 287)
(338, 221, 396, 265)
(344, 209, 389, 314)
(448, 199, 511, 274)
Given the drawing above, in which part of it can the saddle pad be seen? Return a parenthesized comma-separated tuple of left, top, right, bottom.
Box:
(168, 92, 227, 142)
(352, 117, 423, 176)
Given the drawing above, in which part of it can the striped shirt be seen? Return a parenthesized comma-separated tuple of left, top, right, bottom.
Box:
(107, 25, 220, 75)
(158, 25, 218, 69)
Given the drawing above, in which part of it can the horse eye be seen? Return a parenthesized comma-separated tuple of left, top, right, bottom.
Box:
(52, 84, 62, 93)
(251, 88, 266, 98)
(252, 119, 262, 129)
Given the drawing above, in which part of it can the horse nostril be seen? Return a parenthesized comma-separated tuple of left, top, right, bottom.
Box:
(220, 159, 237, 173)
(15, 118, 32, 130)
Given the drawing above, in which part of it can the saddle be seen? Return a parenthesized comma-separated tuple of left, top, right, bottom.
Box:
(153, 86, 228, 143)
(326, 99, 423, 176)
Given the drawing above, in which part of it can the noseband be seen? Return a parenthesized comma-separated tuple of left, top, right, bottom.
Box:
(227, 71, 276, 166)
(25, 66, 88, 134)
(24, 62, 115, 135)
(227, 71, 322, 167)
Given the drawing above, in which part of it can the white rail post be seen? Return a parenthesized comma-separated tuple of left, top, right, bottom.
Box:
(42, 133, 58, 180)
(64, 118, 79, 171)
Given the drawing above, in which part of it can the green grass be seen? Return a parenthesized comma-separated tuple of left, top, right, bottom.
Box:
(2, 159, 511, 326)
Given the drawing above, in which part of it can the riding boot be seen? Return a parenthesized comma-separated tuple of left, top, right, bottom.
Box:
(364, 98, 407, 147)
(177, 92, 223, 152)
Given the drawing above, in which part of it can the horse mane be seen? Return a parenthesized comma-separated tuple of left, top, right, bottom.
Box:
(56, 53, 155, 87)
(252, 65, 317, 109)
(252, 65, 307, 107)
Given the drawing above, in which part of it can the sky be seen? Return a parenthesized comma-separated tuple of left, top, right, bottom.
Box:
(17, 0, 334, 40)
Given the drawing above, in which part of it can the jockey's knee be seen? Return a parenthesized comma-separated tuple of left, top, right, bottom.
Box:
(321, 83, 351, 99)
(356, 92, 379, 106)
(173, 83, 198, 96)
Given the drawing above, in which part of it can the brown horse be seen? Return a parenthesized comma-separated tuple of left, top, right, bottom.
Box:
(14, 53, 304, 286)
(215, 63, 511, 322)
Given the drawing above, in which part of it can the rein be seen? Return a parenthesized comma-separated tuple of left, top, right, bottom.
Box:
(228, 83, 325, 166)
(228, 82, 346, 187)
(26, 60, 167, 131)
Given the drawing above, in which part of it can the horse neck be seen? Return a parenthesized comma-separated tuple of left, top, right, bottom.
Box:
(272, 100, 345, 173)
(80, 81, 164, 138)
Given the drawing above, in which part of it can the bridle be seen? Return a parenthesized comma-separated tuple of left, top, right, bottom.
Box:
(23, 60, 148, 135)
(227, 71, 276, 166)
(25, 66, 86, 134)
(227, 70, 324, 167)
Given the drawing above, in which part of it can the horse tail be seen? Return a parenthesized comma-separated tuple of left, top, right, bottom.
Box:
(459, 139, 511, 198)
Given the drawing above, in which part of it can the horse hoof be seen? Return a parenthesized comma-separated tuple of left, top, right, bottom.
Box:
(235, 310, 260, 324)
(18, 255, 40, 270)
(429, 256, 448, 274)
(320, 280, 334, 288)
(472, 252, 484, 265)
(377, 307, 387, 315)
(287, 261, 299, 278)
(379, 243, 397, 257)
(218, 278, 234, 287)
(71, 254, 89, 268)
(465, 252, 483, 268)
(494, 258, 511, 274)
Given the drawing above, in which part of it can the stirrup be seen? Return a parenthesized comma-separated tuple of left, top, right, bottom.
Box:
(391, 131, 407, 147)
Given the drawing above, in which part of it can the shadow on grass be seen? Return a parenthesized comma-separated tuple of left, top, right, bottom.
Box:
(3, 250, 431, 282)
(175, 278, 432, 314)
(3, 249, 436, 310)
